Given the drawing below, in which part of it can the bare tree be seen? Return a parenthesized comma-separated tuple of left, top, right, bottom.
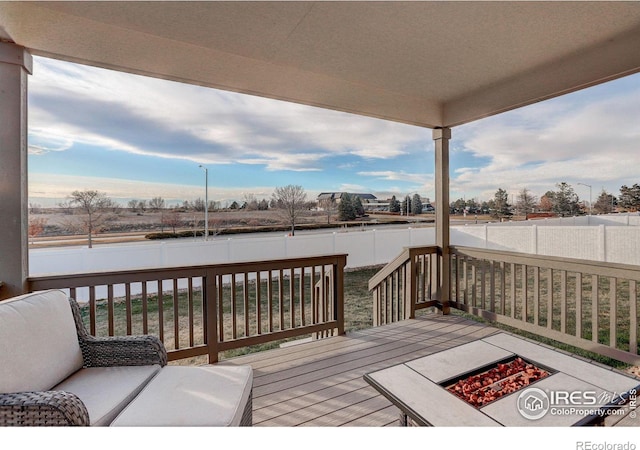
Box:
(28, 217, 47, 244)
(69, 190, 115, 248)
(319, 197, 337, 224)
(162, 210, 183, 233)
(149, 196, 166, 211)
(243, 193, 259, 211)
(516, 188, 538, 216)
(272, 185, 307, 235)
(57, 200, 74, 215)
(29, 203, 42, 215)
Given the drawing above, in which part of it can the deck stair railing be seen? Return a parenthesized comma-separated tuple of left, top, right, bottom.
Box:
(370, 244, 640, 365)
(28, 254, 347, 363)
(368, 246, 441, 326)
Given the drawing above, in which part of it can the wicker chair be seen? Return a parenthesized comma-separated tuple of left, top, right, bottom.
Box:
(0, 294, 167, 426)
(1, 289, 252, 427)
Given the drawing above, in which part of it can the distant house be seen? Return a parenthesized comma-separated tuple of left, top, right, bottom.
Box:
(317, 192, 376, 203)
(316, 192, 380, 210)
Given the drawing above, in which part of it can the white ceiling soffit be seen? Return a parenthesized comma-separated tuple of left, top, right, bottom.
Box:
(1, 1, 640, 128)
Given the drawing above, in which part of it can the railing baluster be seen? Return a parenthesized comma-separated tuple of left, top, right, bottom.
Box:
(500, 262, 506, 316)
(523, 264, 528, 324)
(471, 262, 477, 308)
(217, 275, 224, 342)
(300, 267, 305, 326)
(142, 282, 148, 334)
(268, 271, 274, 333)
(630, 280, 637, 355)
(533, 267, 540, 326)
(231, 274, 237, 339)
(560, 270, 567, 334)
(289, 268, 295, 329)
(489, 261, 496, 312)
(610, 277, 617, 349)
(576, 272, 583, 339)
(256, 271, 262, 335)
(510, 263, 516, 319)
(89, 286, 96, 336)
(480, 260, 486, 311)
(244, 272, 250, 337)
(157, 280, 164, 342)
(393, 268, 399, 322)
(125, 283, 132, 335)
(188, 277, 194, 347)
(279, 269, 285, 330)
(311, 266, 317, 326)
(547, 268, 552, 329)
(107, 284, 115, 336)
(173, 278, 179, 350)
(592, 274, 599, 343)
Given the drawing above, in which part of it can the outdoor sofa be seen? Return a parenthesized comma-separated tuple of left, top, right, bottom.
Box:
(0, 289, 253, 426)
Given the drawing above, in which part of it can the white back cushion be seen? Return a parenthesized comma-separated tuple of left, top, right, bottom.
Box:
(0, 290, 84, 393)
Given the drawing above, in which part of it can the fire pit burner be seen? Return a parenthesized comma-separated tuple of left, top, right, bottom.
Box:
(443, 357, 550, 408)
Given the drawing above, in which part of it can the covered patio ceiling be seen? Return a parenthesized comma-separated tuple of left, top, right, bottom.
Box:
(1, 1, 640, 129)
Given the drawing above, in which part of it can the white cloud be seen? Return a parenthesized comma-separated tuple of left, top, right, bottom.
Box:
(28, 173, 275, 206)
(358, 170, 433, 186)
(452, 78, 640, 200)
(29, 56, 429, 172)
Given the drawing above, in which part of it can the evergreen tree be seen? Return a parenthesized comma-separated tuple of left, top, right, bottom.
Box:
(338, 193, 356, 221)
(619, 184, 640, 211)
(389, 195, 401, 213)
(594, 190, 616, 214)
(412, 194, 423, 215)
(490, 188, 512, 219)
(353, 196, 365, 217)
(551, 182, 580, 216)
(401, 196, 412, 215)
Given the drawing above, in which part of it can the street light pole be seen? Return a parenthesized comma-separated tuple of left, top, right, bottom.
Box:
(199, 165, 208, 240)
(578, 182, 592, 215)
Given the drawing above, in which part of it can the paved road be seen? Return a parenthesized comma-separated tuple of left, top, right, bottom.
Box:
(30, 216, 493, 250)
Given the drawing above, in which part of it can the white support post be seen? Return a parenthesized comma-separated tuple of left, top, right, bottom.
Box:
(0, 43, 32, 300)
(433, 127, 451, 314)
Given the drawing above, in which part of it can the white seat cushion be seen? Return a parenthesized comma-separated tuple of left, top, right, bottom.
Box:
(110, 365, 253, 426)
(54, 365, 162, 426)
(0, 290, 83, 393)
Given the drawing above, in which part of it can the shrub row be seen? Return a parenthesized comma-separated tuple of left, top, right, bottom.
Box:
(144, 220, 419, 240)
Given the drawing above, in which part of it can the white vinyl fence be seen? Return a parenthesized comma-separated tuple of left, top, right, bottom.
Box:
(29, 227, 436, 276)
(29, 214, 640, 277)
(452, 213, 640, 265)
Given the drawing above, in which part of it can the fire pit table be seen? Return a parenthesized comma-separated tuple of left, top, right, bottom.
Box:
(364, 332, 639, 426)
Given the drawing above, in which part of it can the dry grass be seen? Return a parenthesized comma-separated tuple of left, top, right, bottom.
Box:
(79, 266, 382, 365)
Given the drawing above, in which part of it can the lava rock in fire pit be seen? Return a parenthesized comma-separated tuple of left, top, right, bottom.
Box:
(445, 357, 549, 408)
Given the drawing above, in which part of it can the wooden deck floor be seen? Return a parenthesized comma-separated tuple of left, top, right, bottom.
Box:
(218, 312, 640, 427)
(220, 313, 498, 426)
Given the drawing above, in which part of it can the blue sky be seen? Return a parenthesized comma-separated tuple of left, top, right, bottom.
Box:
(28, 56, 640, 207)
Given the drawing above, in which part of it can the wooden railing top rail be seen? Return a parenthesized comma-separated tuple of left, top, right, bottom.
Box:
(29, 254, 348, 291)
(368, 245, 439, 291)
(450, 246, 640, 281)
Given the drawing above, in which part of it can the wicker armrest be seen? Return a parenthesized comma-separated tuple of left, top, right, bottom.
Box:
(68, 296, 167, 367)
(0, 391, 90, 426)
(79, 334, 168, 368)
